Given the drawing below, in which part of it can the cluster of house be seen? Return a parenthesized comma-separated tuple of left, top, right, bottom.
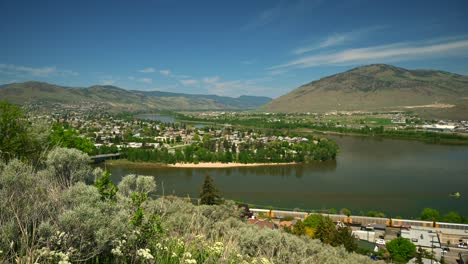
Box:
(420, 120, 468, 133)
(34, 108, 315, 152)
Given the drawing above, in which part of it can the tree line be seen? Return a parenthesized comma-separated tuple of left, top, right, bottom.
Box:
(122, 136, 338, 164)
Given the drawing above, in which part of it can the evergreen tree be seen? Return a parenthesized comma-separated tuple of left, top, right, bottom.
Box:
(199, 175, 221, 205)
(315, 216, 336, 244)
(332, 226, 357, 252)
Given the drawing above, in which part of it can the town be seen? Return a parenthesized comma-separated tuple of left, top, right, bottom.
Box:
(27, 103, 338, 164)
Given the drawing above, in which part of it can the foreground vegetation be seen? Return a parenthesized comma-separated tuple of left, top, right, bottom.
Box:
(0, 149, 375, 263)
(1, 101, 467, 263)
(0, 102, 375, 263)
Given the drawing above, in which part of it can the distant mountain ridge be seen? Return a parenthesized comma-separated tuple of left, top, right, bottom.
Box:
(0, 81, 272, 111)
(262, 64, 468, 119)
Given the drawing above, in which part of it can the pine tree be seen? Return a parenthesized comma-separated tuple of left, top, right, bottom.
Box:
(315, 216, 336, 244)
(333, 226, 357, 252)
(199, 175, 221, 205)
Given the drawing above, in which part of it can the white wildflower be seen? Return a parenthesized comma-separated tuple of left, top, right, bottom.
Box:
(137, 248, 154, 260)
(185, 259, 197, 264)
(208, 241, 224, 255)
(111, 247, 123, 256)
(183, 252, 192, 259)
(177, 238, 185, 247)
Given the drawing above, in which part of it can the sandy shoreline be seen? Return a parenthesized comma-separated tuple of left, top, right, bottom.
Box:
(105, 159, 298, 168)
(166, 162, 298, 168)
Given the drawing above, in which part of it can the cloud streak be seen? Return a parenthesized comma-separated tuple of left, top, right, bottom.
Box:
(202, 76, 275, 97)
(138, 67, 156, 73)
(159, 69, 171, 75)
(0, 64, 78, 77)
(243, 0, 322, 31)
(272, 38, 468, 69)
(294, 34, 352, 55)
(293, 26, 386, 55)
(138, 77, 153, 84)
(100, 80, 115, 85)
(180, 79, 198, 86)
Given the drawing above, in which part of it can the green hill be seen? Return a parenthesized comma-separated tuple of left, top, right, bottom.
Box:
(263, 64, 468, 119)
(0, 81, 272, 111)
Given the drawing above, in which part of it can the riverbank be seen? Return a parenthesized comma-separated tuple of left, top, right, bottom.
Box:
(174, 118, 468, 145)
(167, 162, 298, 168)
(105, 159, 298, 168)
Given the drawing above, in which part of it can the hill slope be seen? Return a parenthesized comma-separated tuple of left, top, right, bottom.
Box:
(263, 64, 468, 119)
(0, 81, 272, 111)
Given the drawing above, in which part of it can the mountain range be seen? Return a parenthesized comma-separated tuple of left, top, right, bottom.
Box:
(1, 64, 467, 119)
(263, 64, 468, 119)
(0, 81, 272, 111)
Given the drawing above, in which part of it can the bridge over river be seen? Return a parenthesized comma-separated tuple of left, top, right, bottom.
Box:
(90, 153, 120, 163)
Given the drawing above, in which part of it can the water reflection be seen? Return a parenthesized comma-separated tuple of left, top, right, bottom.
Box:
(104, 135, 468, 217)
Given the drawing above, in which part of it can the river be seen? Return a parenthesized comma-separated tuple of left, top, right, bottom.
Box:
(105, 127, 468, 218)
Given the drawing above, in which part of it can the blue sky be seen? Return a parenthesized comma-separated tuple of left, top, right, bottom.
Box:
(1, 0, 468, 98)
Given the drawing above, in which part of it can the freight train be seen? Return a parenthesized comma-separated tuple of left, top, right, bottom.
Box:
(250, 208, 468, 231)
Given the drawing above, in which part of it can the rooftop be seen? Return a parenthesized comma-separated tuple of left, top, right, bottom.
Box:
(401, 229, 441, 248)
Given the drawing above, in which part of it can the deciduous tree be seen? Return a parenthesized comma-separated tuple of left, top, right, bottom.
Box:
(386, 237, 416, 263)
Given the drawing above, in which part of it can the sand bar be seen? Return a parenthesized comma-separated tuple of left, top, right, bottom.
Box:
(105, 160, 297, 168)
(166, 162, 297, 168)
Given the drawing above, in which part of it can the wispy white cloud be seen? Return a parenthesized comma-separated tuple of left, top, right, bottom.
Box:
(268, 69, 288, 76)
(293, 26, 386, 55)
(138, 67, 156, 73)
(99, 75, 120, 85)
(138, 77, 153, 84)
(159, 69, 171, 76)
(243, 5, 282, 30)
(294, 34, 352, 55)
(180, 79, 198, 86)
(243, 0, 322, 31)
(272, 38, 468, 70)
(173, 74, 190, 79)
(0, 79, 18, 84)
(0, 64, 78, 77)
(100, 79, 116, 85)
(201, 76, 275, 97)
